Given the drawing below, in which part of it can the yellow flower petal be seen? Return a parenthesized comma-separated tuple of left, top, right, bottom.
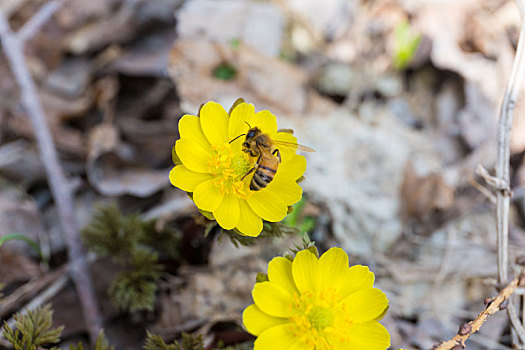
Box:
(265, 177, 302, 206)
(236, 199, 263, 236)
(336, 265, 375, 299)
(318, 247, 349, 290)
(229, 102, 255, 143)
(169, 165, 212, 192)
(193, 179, 223, 212)
(179, 114, 210, 148)
(175, 138, 211, 173)
(253, 282, 294, 318)
(200, 101, 229, 145)
(292, 249, 320, 294)
(347, 321, 391, 349)
(276, 155, 306, 181)
(254, 324, 296, 350)
(287, 340, 308, 350)
(243, 304, 288, 336)
(268, 257, 299, 296)
(213, 193, 240, 230)
(254, 110, 278, 135)
(247, 189, 287, 222)
(341, 288, 389, 323)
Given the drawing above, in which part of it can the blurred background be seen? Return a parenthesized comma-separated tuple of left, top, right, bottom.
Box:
(0, 0, 525, 349)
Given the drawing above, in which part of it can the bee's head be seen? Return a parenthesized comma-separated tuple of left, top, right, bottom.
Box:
(245, 122, 261, 140)
(229, 123, 260, 144)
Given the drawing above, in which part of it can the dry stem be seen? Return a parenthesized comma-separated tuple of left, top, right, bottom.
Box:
(433, 272, 525, 350)
(494, 0, 525, 344)
(0, 6, 102, 344)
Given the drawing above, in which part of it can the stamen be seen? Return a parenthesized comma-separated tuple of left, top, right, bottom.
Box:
(207, 143, 253, 198)
(288, 288, 351, 349)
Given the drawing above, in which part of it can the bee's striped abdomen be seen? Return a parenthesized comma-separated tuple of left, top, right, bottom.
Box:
(250, 165, 277, 191)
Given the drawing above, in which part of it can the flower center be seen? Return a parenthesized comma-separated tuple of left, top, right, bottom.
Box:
(208, 143, 253, 198)
(288, 288, 352, 349)
(307, 306, 334, 331)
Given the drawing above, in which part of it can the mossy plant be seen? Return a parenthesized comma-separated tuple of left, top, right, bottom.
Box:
(2, 305, 63, 350)
(143, 332, 203, 350)
(81, 204, 180, 313)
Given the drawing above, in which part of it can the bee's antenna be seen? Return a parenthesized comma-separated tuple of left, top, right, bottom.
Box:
(229, 121, 252, 143)
(229, 133, 246, 144)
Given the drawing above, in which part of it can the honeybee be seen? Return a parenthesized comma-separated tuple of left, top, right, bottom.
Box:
(230, 125, 314, 191)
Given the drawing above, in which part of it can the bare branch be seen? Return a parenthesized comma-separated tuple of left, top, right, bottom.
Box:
(433, 272, 525, 349)
(493, 0, 525, 343)
(0, 8, 102, 344)
(476, 164, 510, 193)
(17, 0, 63, 42)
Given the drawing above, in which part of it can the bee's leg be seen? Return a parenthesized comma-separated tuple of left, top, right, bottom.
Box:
(243, 148, 258, 157)
(272, 149, 281, 162)
(241, 165, 256, 180)
(241, 155, 260, 180)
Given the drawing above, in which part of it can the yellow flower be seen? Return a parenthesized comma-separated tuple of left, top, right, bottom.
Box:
(169, 100, 306, 237)
(243, 248, 390, 350)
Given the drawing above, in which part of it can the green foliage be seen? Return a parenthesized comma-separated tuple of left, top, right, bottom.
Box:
(286, 236, 318, 260)
(68, 331, 113, 350)
(82, 204, 142, 260)
(0, 283, 4, 303)
(82, 204, 178, 313)
(3, 304, 114, 350)
(284, 198, 316, 235)
(109, 250, 164, 313)
(143, 332, 204, 350)
(0, 233, 46, 264)
(229, 38, 240, 50)
(212, 63, 237, 81)
(95, 330, 114, 350)
(138, 221, 180, 261)
(172, 146, 183, 166)
(256, 272, 269, 283)
(392, 21, 422, 70)
(215, 221, 299, 247)
(2, 305, 63, 350)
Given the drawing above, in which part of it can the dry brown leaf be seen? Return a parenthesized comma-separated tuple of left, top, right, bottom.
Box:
(168, 39, 310, 116)
(177, 0, 285, 57)
(0, 140, 46, 187)
(86, 123, 169, 197)
(0, 248, 41, 286)
(0, 187, 45, 256)
(400, 160, 454, 225)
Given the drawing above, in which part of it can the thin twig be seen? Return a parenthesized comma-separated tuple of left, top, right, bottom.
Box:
(17, 0, 63, 42)
(0, 266, 67, 318)
(3, 273, 69, 332)
(476, 164, 510, 193)
(495, 0, 525, 344)
(468, 173, 497, 204)
(433, 272, 525, 349)
(0, 8, 102, 344)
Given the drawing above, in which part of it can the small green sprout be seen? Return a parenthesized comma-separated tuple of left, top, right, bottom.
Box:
(392, 21, 422, 70)
(284, 197, 316, 235)
(212, 63, 237, 81)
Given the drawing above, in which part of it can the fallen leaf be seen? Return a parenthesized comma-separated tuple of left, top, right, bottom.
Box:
(86, 123, 169, 197)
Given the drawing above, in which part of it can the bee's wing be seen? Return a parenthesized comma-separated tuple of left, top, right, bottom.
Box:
(273, 140, 315, 152)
